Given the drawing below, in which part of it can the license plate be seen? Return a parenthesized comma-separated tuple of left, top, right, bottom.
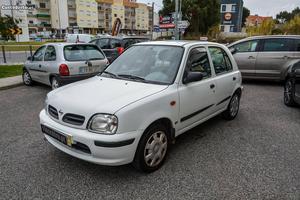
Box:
(80, 66, 97, 74)
(41, 125, 73, 146)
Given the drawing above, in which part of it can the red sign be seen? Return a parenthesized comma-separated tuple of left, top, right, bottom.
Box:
(159, 24, 175, 29)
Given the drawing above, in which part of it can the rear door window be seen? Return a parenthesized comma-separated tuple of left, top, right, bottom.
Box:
(97, 39, 110, 49)
(110, 39, 122, 49)
(208, 47, 233, 75)
(64, 45, 105, 61)
(262, 38, 291, 52)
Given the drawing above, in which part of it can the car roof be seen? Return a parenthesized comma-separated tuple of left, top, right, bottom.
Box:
(44, 43, 97, 47)
(94, 36, 150, 40)
(229, 35, 300, 46)
(134, 40, 220, 47)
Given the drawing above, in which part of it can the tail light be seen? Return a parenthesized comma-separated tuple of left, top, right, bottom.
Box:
(117, 47, 124, 55)
(59, 64, 70, 76)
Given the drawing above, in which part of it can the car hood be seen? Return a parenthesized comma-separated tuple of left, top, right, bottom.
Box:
(47, 76, 168, 117)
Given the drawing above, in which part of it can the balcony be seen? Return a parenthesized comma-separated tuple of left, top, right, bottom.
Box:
(96, 0, 113, 4)
(36, 14, 50, 18)
(68, 4, 76, 9)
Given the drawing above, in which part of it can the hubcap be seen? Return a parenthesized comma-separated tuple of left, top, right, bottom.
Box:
(23, 72, 31, 84)
(230, 95, 239, 117)
(144, 131, 168, 167)
(52, 78, 59, 89)
(284, 80, 293, 103)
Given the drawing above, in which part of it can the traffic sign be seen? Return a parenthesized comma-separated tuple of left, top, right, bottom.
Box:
(9, 27, 22, 35)
(178, 20, 190, 29)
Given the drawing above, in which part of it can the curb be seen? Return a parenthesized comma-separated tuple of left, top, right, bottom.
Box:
(0, 82, 23, 91)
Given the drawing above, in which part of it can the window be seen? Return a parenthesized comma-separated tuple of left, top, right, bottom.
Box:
(231, 5, 236, 12)
(234, 40, 258, 52)
(32, 46, 46, 61)
(186, 48, 211, 79)
(95, 39, 109, 49)
(64, 45, 105, 61)
(221, 5, 226, 12)
(220, 25, 225, 32)
(263, 39, 291, 52)
(44, 46, 56, 61)
(39, 2, 46, 8)
(292, 39, 300, 51)
(110, 39, 122, 48)
(209, 47, 233, 74)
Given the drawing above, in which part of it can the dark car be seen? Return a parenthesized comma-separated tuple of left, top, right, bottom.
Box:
(284, 61, 300, 106)
(228, 35, 300, 81)
(89, 36, 150, 62)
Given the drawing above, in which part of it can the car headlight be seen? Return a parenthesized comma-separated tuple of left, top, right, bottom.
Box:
(88, 114, 118, 134)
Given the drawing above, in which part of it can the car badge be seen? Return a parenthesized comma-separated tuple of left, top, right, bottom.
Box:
(59, 109, 64, 115)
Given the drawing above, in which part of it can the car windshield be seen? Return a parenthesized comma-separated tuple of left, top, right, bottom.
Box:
(64, 45, 105, 61)
(102, 45, 184, 85)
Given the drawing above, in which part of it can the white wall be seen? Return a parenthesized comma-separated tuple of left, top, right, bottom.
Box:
(50, 0, 69, 29)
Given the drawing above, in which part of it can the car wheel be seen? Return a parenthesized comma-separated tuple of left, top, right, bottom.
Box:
(284, 78, 296, 106)
(22, 70, 33, 86)
(133, 123, 169, 173)
(51, 77, 60, 90)
(222, 92, 240, 120)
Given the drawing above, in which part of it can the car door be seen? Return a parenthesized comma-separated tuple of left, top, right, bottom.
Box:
(231, 39, 259, 77)
(42, 45, 57, 85)
(178, 47, 217, 130)
(26, 45, 46, 81)
(255, 38, 293, 79)
(208, 46, 237, 111)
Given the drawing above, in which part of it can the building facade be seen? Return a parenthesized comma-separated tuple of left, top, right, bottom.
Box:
(0, 0, 153, 41)
(220, 0, 243, 32)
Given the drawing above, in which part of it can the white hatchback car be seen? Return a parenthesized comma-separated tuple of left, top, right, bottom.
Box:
(40, 41, 242, 172)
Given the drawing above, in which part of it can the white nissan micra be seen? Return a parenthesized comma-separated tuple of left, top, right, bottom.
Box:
(40, 41, 242, 172)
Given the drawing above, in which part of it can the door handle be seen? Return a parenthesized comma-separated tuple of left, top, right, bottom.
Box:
(210, 84, 215, 89)
(248, 56, 255, 59)
(282, 56, 290, 59)
(233, 77, 236, 81)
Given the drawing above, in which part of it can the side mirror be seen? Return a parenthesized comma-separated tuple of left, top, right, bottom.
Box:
(295, 68, 300, 75)
(27, 56, 32, 61)
(183, 71, 204, 84)
(229, 47, 237, 55)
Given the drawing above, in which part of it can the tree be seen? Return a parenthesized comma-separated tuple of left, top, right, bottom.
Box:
(0, 15, 19, 40)
(283, 15, 300, 34)
(276, 7, 300, 23)
(246, 18, 275, 36)
(242, 7, 250, 27)
(159, 0, 220, 35)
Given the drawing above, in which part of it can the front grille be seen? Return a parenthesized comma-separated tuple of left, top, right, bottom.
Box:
(62, 113, 85, 126)
(48, 105, 58, 119)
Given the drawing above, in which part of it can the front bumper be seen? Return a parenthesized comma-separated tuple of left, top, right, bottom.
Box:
(39, 109, 142, 166)
(57, 72, 98, 85)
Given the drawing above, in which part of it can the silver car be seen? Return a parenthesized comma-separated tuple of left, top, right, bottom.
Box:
(22, 43, 108, 89)
(228, 35, 300, 81)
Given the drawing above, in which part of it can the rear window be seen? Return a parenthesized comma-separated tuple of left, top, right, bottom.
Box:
(64, 45, 105, 61)
(262, 38, 291, 52)
(123, 38, 149, 48)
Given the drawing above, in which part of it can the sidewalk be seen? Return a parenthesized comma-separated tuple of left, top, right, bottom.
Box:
(0, 76, 23, 90)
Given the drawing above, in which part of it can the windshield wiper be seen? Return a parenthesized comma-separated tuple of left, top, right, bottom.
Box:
(100, 71, 118, 78)
(117, 74, 146, 81)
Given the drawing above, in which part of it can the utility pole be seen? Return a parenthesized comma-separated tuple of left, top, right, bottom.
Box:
(174, 0, 179, 40)
(151, 2, 154, 40)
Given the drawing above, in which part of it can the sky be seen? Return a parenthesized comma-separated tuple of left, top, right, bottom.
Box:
(139, 0, 300, 17)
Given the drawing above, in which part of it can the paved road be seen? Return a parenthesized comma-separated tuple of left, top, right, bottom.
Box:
(0, 82, 300, 199)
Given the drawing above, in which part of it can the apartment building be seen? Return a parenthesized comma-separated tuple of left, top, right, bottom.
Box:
(0, 0, 153, 41)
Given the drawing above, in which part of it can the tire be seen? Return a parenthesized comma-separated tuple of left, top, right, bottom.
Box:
(133, 123, 169, 173)
(22, 70, 33, 86)
(222, 92, 240, 120)
(51, 77, 60, 90)
(284, 78, 296, 107)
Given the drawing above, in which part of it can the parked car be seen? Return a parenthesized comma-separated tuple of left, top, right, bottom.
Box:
(66, 34, 96, 43)
(284, 61, 300, 106)
(40, 41, 242, 172)
(228, 35, 300, 81)
(89, 36, 150, 62)
(23, 43, 108, 89)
